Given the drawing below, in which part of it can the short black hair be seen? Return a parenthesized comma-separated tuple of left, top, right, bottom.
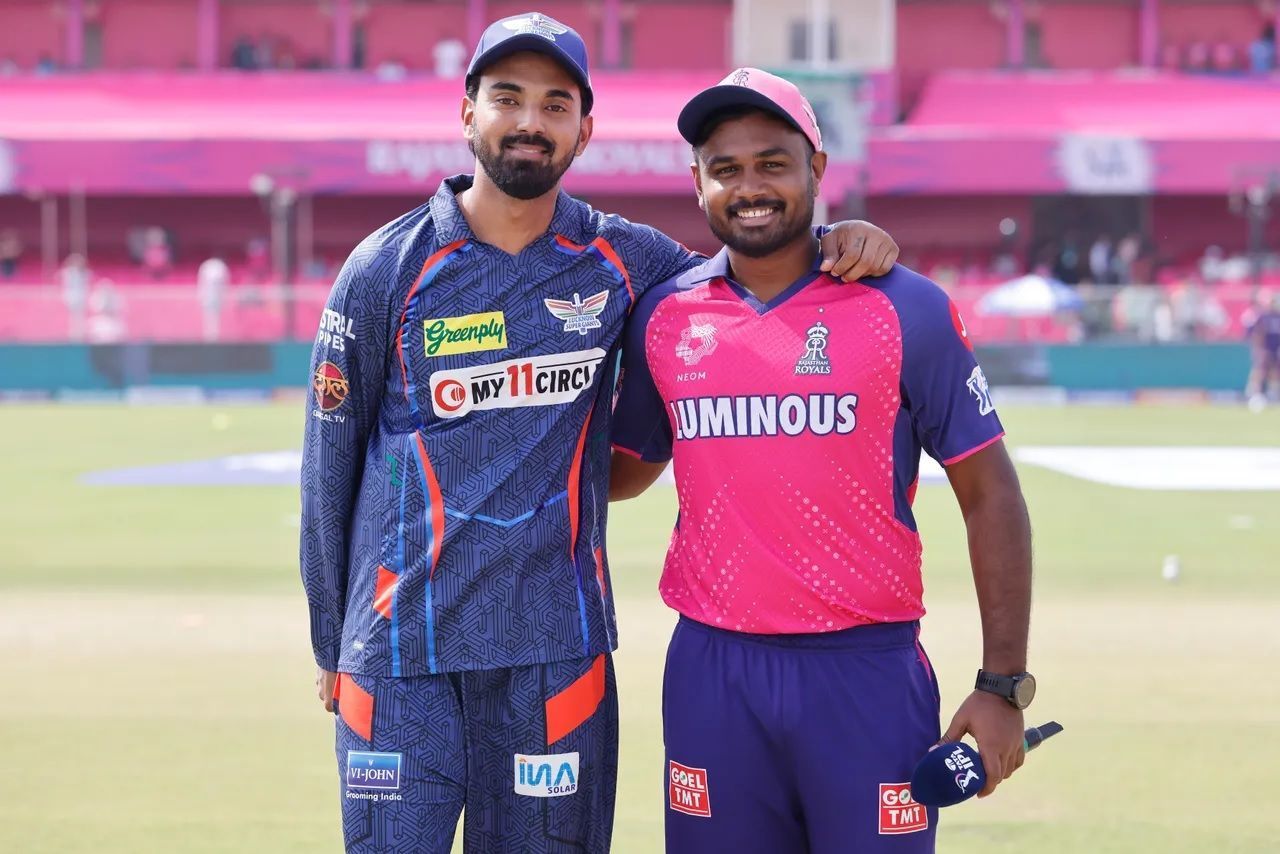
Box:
(692, 105, 814, 163)
(464, 74, 592, 117)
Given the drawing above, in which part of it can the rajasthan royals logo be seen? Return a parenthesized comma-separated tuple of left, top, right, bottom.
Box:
(676, 320, 718, 366)
(544, 291, 609, 335)
(967, 365, 995, 415)
(793, 321, 832, 375)
(503, 13, 568, 41)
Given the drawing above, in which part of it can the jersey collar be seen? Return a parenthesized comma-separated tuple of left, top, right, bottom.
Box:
(686, 245, 827, 314)
(430, 174, 581, 250)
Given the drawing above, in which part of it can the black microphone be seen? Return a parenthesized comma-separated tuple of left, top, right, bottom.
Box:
(910, 721, 1063, 808)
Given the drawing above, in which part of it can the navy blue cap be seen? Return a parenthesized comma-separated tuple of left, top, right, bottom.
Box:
(466, 12, 593, 114)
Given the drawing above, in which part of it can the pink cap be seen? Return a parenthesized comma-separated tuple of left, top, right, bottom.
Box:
(677, 67, 823, 153)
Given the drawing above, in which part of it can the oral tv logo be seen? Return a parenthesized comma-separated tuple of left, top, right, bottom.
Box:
(514, 752, 579, 798)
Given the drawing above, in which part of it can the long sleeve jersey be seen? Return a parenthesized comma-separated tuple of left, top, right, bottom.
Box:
(301, 175, 699, 675)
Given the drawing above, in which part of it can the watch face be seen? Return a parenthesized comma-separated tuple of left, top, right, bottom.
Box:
(1014, 673, 1037, 709)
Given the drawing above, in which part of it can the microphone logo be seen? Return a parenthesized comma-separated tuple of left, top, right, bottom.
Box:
(954, 768, 981, 792)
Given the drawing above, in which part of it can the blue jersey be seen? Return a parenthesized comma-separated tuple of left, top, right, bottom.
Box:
(301, 175, 700, 676)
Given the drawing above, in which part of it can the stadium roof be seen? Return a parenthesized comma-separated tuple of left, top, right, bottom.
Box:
(868, 71, 1280, 194)
(4, 71, 1279, 196)
(0, 72, 698, 142)
(905, 71, 1280, 140)
(0, 71, 875, 199)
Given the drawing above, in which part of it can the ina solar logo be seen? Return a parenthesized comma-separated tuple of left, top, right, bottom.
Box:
(514, 752, 579, 798)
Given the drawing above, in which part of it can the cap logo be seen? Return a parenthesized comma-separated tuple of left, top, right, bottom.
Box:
(730, 69, 751, 86)
(502, 13, 568, 41)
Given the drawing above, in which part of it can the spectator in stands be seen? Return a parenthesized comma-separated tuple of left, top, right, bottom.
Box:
(1088, 235, 1113, 285)
(1171, 277, 1228, 339)
(256, 35, 277, 71)
(1250, 24, 1277, 74)
(434, 37, 467, 78)
(141, 227, 172, 280)
(1184, 41, 1211, 73)
(60, 254, 91, 341)
(197, 255, 230, 341)
(0, 230, 21, 279)
(1053, 233, 1083, 285)
(1199, 244, 1226, 285)
(245, 236, 270, 283)
(1210, 41, 1239, 73)
(35, 53, 56, 75)
(231, 36, 257, 70)
(86, 279, 125, 344)
(1113, 233, 1142, 284)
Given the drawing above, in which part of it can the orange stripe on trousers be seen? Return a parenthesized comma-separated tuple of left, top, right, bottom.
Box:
(336, 673, 374, 743)
(546, 655, 606, 745)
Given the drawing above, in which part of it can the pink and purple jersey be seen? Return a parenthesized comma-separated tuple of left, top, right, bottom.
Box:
(612, 250, 1004, 634)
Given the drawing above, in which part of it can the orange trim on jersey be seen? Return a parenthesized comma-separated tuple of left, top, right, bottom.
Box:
(594, 547, 607, 597)
(545, 654, 607, 745)
(553, 234, 635, 307)
(566, 405, 595, 565)
(336, 673, 374, 742)
(555, 234, 587, 251)
(397, 240, 468, 407)
(372, 565, 398, 619)
(590, 237, 634, 306)
(414, 432, 446, 579)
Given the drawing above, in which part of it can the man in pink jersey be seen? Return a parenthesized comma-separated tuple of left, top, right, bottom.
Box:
(609, 69, 1034, 853)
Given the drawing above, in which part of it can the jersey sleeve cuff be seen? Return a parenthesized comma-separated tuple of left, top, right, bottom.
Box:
(611, 443, 644, 459)
(941, 432, 1005, 466)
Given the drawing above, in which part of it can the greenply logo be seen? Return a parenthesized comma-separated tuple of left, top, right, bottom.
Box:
(423, 312, 507, 357)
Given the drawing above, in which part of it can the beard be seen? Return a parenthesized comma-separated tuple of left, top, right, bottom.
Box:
(469, 129, 577, 201)
(706, 179, 816, 259)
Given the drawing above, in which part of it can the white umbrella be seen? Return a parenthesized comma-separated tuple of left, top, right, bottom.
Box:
(976, 275, 1083, 317)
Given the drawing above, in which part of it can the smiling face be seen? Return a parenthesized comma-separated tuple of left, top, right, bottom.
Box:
(692, 109, 827, 259)
(462, 51, 593, 201)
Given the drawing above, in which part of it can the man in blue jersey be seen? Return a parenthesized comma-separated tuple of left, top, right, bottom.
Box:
(301, 12, 900, 853)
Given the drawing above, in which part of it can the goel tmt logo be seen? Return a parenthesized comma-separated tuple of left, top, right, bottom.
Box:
(878, 783, 928, 835)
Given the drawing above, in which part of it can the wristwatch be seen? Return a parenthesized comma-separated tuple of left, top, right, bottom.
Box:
(975, 669, 1036, 710)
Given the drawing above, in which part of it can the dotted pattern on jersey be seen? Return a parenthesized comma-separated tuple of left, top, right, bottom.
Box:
(642, 278, 923, 633)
